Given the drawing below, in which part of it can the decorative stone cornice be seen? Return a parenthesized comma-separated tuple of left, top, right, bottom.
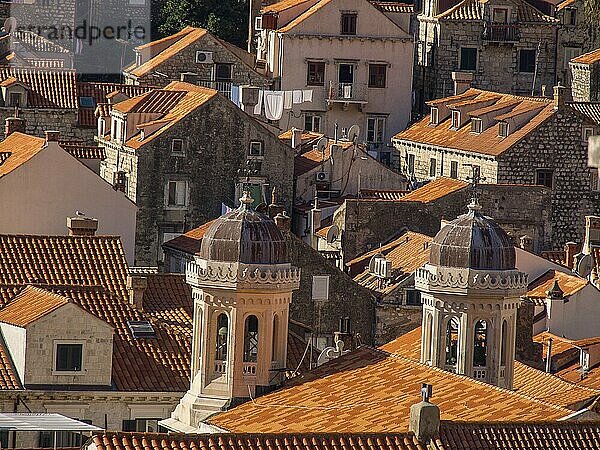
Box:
(187, 263, 301, 291)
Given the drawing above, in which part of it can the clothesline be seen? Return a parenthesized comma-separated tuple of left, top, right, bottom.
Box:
(255, 89, 314, 120)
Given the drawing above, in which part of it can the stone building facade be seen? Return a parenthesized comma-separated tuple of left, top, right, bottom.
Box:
(98, 82, 294, 266)
(570, 48, 600, 102)
(414, 0, 558, 114)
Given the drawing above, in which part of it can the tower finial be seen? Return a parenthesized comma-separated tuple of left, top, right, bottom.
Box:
(271, 187, 277, 206)
(239, 191, 254, 210)
(465, 164, 485, 213)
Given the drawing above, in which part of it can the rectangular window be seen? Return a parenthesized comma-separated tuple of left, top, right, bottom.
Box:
(536, 169, 553, 188)
(430, 107, 439, 125)
(459, 47, 477, 71)
(492, 8, 508, 23)
(55, 343, 83, 372)
(565, 8, 577, 26)
(8, 92, 22, 107)
(249, 141, 264, 156)
(450, 161, 458, 179)
(471, 118, 483, 133)
(407, 153, 415, 174)
(472, 165, 481, 181)
(406, 289, 422, 306)
(307, 61, 325, 86)
(368, 64, 387, 88)
(171, 139, 184, 156)
(451, 110, 461, 129)
(304, 114, 321, 132)
(590, 168, 600, 192)
(498, 121, 509, 137)
(429, 158, 437, 177)
(167, 180, 188, 207)
(341, 13, 357, 35)
(215, 63, 232, 81)
(583, 127, 594, 143)
(367, 117, 385, 143)
(312, 275, 330, 300)
(135, 418, 161, 432)
(519, 49, 536, 73)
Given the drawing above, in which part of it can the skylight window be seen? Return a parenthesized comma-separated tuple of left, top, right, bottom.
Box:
(127, 320, 156, 338)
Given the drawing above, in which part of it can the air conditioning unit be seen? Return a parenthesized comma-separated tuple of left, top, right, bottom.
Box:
(195, 51, 213, 64)
(315, 171, 330, 182)
(255, 16, 263, 31)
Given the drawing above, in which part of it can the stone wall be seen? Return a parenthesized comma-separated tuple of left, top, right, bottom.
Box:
(376, 303, 422, 345)
(571, 62, 600, 102)
(497, 105, 600, 247)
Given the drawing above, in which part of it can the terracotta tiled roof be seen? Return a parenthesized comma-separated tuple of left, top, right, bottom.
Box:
(293, 138, 353, 177)
(0, 286, 69, 327)
(143, 274, 193, 339)
(525, 269, 589, 299)
(208, 344, 575, 433)
(394, 89, 555, 157)
(0, 132, 47, 179)
(436, 421, 600, 449)
(353, 232, 433, 296)
(569, 102, 600, 126)
(436, 0, 557, 22)
(0, 68, 77, 109)
(278, 0, 333, 32)
(540, 250, 571, 268)
(533, 331, 578, 358)
(89, 432, 426, 450)
(556, 0, 576, 9)
(278, 129, 322, 142)
(162, 221, 216, 255)
(112, 90, 187, 114)
(371, 2, 413, 13)
(0, 336, 22, 389)
(399, 177, 468, 203)
(263, 0, 316, 13)
(359, 189, 409, 200)
(0, 76, 22, 88)
(572, 48, 600, 65)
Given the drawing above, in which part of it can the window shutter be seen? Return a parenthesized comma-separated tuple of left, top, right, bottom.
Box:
(312, 275, 330, 300)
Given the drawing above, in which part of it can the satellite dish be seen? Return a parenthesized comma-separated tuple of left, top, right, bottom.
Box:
(348, 124, 360, 143)
(576, 253, 593, 278)
(316, 137, 328, 153)
(3, 17, 16, 34)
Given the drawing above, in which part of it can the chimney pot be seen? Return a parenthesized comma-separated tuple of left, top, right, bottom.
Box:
(553, 85, 571, 110)
(66, 216, 98, 236)
(5, 116, 26, 138)
(409, 384, 440, 443)
(45, 130, 60, 142)
(127, 275, 147, 310)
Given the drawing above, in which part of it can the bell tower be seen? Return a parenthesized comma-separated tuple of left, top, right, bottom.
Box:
(415, 199, 528, 389)
(165, 193, 300, 431)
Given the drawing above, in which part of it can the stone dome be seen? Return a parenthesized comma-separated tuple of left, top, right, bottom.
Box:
(199, 193, 288, 265)
(429, 200, 516, 270)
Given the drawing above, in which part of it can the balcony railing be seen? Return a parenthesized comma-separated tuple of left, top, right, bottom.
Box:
(326, 81, 368, 105)
(214, 360, 226, 374)
(198, 80, 233, 99)
(473, 366, 487, 380)
(482, 22, 520, 42)
(243, 362, 257, 376)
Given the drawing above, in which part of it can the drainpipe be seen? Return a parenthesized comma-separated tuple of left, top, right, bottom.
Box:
(545, 337, 553, 373)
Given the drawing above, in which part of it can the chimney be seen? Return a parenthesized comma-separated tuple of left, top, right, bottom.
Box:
(44, 130, 60, 143)
(545, 338, 553, 373)
(519, 235, 533, 253)
(5, 116, 26, 137)
(309, 197, 322, 248)
(553, 84, 570, 110)
(291, 127, 303, 150)
(127, 275, 147, 310)
(268, 187, 285, 218)
(565, 242, 577, 269)
(409, 384, 440, 443)
(66, 215, 98, 236)
(452, 71, 474, 95)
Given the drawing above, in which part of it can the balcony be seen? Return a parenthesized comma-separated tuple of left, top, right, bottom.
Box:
(482, 22, 520, 43)
(472, 366, 487, 380)
(243, 362, 257, 376)
(198, 80, 233, 99)
(326, 81, 368, 110)
(214, 360, 226, 374)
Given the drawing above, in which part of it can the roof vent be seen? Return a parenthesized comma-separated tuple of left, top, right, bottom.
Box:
(127, 320, 156, 338)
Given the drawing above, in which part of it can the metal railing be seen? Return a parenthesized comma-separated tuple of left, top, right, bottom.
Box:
(482, 22, 520, 42)
(326, 81, 367, 103)
(198, 80, 233, 99)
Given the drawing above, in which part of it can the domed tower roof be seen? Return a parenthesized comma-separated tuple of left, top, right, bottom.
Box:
(199, 192, 288, 265)
(428, 200, 516, 270)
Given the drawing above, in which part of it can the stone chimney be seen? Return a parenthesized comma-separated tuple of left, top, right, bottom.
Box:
(127, 275, 148, 310)
(45, 130, 60, 142)
(452, 71, 474, 95)
(5, 116, 26, 137)
(409, 384, 440, 443)
(291, 127, 303, 150)
(565, 242, 578, 269)
(268, 188, 285, 218)
(519, 235, 533, 253)
(553, 84, 570, 110)
(274, 211, 291, 232)
(66, 215, 98, 236)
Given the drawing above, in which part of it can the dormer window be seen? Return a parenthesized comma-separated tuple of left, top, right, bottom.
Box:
(8, 92, 22, 107)
(54, 342, 83, 372)
(369, 255, 391, 279)
(341, 13, 357, 35)
(430, 107, 439, 125)
(498, 121, 509, 137)
(471, 118, 483, 134)
(451, 110, 460, 129)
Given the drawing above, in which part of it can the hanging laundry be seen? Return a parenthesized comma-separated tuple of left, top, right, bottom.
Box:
(283, 91, 293, 109)
(230, 85, 241, 107)
(302, 89, 313, 102)
(264, 91, 284, 120)
(292, 90, 303, 104)
(343, 84, 352, 99)
(253, 90, 264, 115)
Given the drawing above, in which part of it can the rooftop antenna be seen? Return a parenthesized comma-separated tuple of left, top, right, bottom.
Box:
(334, 121, 339, 143)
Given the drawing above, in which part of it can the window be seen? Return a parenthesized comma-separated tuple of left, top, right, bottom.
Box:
(215, 63, 232, 81)
(307, 61, 325, 86)
(341, 13, 357, 35)
(591, 168, 600, 192)
(565, 47, 581, 69)
(129, 0, 146, 5)
(368, 64, 387, 88)
(423, 312, 433, 364)
(583, 127, 594, 144)
(450, 160, 458, 179)
(243, 315, 259, 363)
(272, 314, 280, 362)
(451, 110, 460, 129)
(430, 107, 439, 125)
(8, 92, 22, 107)
(492, 8, 508, 23)
(459, 47, 477, 71)
(367, 116, 385, 143)
(167, 180, 188, 207)
(407, 153, 415, 175)
(498, 121, 509, 137)
(472, 165, 481, 181)
(304, 114, 321, 132)
(429, 158, 437, 177)
(171, 139, 184, 156)
(122, 419, 161, 432)
(405, 289, 421, 306)
(55, 343, 83, 372)
(312, 275, 330, 300)
(500, 320, 508, 366)
(79, 96, 95, 108)
(97, 118, 105, 137)
(565, 8, 577, 26)
(445, 317, 460, 368)
(471, 118, 483, 133)
(536, 169, 553, 188)
(473, 319, 488, 367)
(519, 49, 536, 73)
(215, 313, 229, 361)
(249, 141, 264, 156)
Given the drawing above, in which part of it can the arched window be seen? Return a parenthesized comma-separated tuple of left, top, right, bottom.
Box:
(473, 319, 488, 367)
(244, 315, 259, 362)
(500, 320, 508, 366)
(215, 313, 228, 361)
(423, 312, 433, 363)
(445, 317, 460, 368)
(272, 314, 279, 362)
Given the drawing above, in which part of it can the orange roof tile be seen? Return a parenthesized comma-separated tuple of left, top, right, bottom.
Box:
(0, 286, 68, 327)
(394, 89, 555, 157)
(0, 132, 46, 179)
(278, 129, 322, 142)
(112, 89, 187, 114)
(533, 331, 578, 358)
(263, 0, 316, 13)
(314, 225, 332, 239)
(293, 137, 352, 176)
(162, 220, 216, 255)
(436, 0, 557, 22)
(359, 189, 408, 200)
(0, 67, 77, 109)
(525, 269, 589, 299)
(399, 177, 468, 203)
(278, 0, 333, 32)
(572, 48, 600, 65)
(0, 335, 22, 389)
(556, 0, 576, 9)
(468, 100, 521, 117)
